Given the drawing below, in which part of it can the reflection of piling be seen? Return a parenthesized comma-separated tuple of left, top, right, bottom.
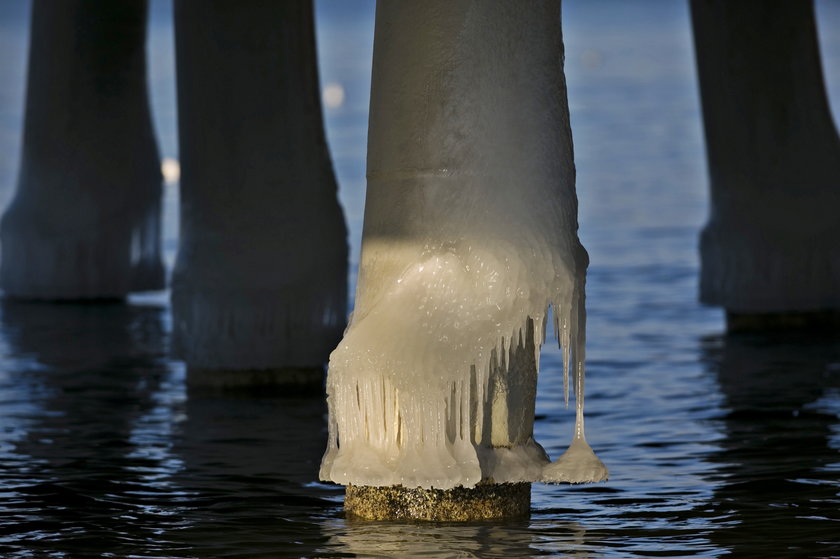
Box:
(703, 332, 840, 556)
(345, 483, 530, 521)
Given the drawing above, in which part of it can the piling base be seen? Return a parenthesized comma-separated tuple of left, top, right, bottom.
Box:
(726, 310, 840, 333)
(186, 366, 324, 395)
(344, 482, 530, 521)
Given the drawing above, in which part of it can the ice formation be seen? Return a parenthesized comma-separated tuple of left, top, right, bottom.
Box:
(320, 0, 607, 490)
(0, 1, 164, 299)
(170, 1, 347, 371)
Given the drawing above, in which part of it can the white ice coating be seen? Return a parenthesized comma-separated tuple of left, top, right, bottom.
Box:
(0, 1, 164, 299)
(320, 0, 607, 490)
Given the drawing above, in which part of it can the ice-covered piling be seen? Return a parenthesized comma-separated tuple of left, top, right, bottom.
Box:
(691, 0, 840, 328)
(320, 0, 605, 520)
(0, 0, 164, 300)
(171, 0, 348, 386)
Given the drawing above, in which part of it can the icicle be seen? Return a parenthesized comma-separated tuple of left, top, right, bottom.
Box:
(542, 289, 608, 484)
(560, 313, 570, 408)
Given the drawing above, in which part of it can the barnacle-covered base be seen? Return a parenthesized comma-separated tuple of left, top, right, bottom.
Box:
(344, 481, 530, 521)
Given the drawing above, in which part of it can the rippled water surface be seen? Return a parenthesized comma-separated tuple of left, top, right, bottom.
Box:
(2, 1, 840, 557)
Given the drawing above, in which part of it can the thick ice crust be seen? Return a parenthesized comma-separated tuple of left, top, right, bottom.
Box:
(320, 249, 587, 490)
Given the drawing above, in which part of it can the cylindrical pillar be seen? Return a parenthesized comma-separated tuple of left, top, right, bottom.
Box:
(320, 0, 605, 521)
(1, 0, 164, 300)
(171, 0, 348, 386)
(691, 0, 840, 330)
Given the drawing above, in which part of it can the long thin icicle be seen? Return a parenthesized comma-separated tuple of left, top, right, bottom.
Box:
(542, 289, 608, 484)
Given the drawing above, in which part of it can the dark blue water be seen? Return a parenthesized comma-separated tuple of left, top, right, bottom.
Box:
(1, 1, 840, 557)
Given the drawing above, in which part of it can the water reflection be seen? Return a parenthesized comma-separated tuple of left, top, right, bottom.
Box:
(0, 300, 179, 556)
(167, 391, 340, 558)
(321, 517, 593, 558)
(0, 300, 342, 558)
(702, 331, 840, 556)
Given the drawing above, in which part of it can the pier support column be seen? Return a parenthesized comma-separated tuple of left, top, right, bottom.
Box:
(690, 0, 840, 330)
(171, 0, 347, 387)
(0, 0, 164, 300)
(320, 0, 605, 521)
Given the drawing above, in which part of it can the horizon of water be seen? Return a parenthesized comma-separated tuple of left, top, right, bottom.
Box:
(1, 1, 840, 557)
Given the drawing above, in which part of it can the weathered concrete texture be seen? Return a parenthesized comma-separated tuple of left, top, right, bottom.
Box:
(186, 367, 324, 395)
(727, 311, 840, 333)
(344, 482, 530, 521)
